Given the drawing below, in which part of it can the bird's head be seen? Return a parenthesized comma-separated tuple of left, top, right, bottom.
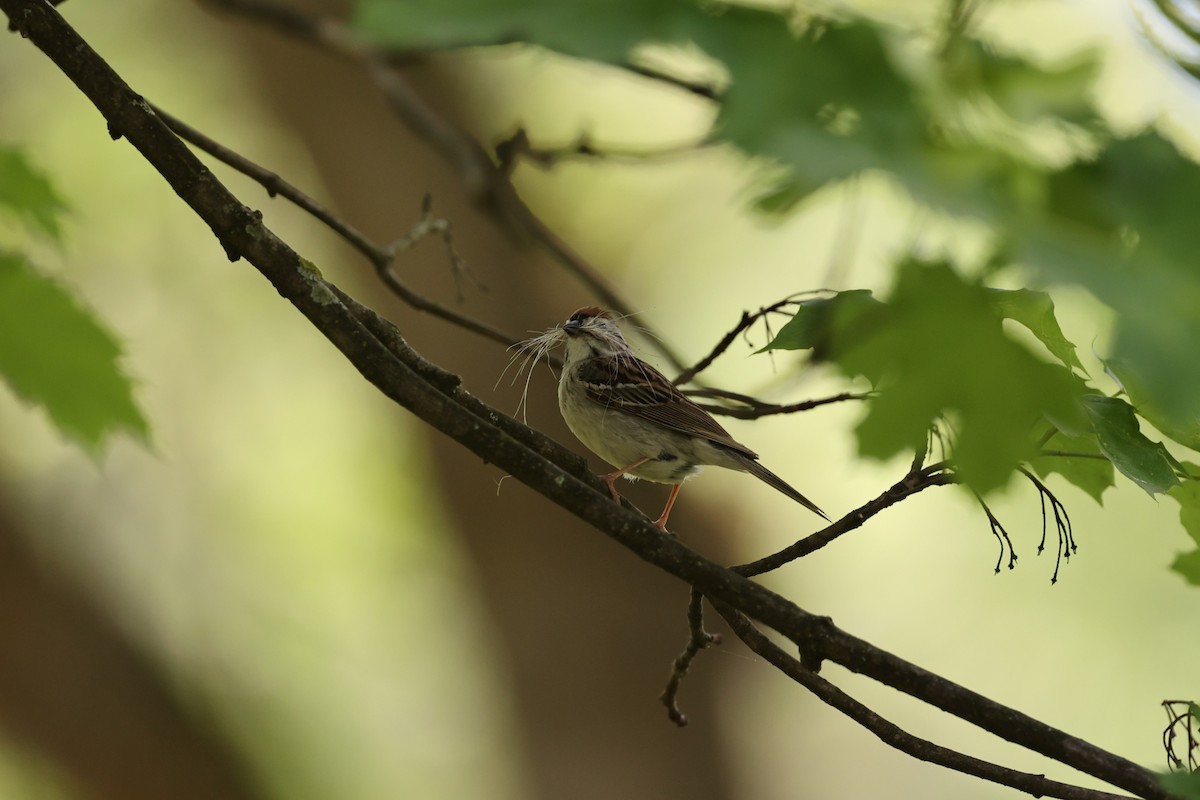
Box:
(560, 306, 629, 362)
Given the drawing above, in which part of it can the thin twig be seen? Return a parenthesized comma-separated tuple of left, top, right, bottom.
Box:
(202, 0, 692, 373)
(1020, 468, 1076, 584)
(674, 309, 776, 386)
(383, 193, 485, 301)
(1035, 424, 1060, 449)
(155, 103, 522, 349)
(930, 420, 954, 464)
(153, 104, 384, 266)
(690, 390, 870, 419)
(714, 603, 1141, 800)
(735, 462, 956, 577)
(1162, 699, 1200, 772)
(1037, 450, 1111, 460)
(659, 589, 721, 727)
(911, 435, 931, 474)
(973, 492, 1018, 574)
(673, 297, 815, 386)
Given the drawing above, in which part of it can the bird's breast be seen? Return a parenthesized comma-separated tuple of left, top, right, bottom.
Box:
(557, 368, 712, 484)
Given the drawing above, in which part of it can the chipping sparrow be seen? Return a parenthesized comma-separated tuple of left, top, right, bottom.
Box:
(553, 306, 827, 531)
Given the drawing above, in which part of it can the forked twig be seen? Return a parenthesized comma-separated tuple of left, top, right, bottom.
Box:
(659, 589, 721, 726)
(973, 492, 1018, 574)
(735, 461, 956, 578)
(673, 296, 818, 386)
(1019, 467, 1076, 584)
(384, 193, 484, 301)
(1162, 699, 1200, 772)
(155, 103, 520, 348)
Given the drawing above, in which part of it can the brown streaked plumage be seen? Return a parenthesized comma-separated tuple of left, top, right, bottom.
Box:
(554, 306, 827, 530)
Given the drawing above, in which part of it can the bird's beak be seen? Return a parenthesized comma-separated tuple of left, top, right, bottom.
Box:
(562, 318, 581, 337)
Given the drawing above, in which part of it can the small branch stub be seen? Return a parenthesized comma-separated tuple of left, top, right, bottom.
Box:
(385, 194, 483, 300)
(660, 589, 721, 727)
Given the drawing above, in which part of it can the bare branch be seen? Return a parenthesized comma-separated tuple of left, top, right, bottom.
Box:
(714, 603, 1141, 800)
(155, 102, 521, 349)
(735, 462, 956, 578)
(153, 104, 383, 265)
(1020, 468, 1076, 585)
(974, 492, 1018, 574)
(383, 193, 484, 301)
(689, 389, 870, 419)
(1162, 700, 1200, 772)
(760, 609, 1167, 798)
(200, 0, 693, 373)
(659, 589, 721, 727)
(673, 297, 809, 386)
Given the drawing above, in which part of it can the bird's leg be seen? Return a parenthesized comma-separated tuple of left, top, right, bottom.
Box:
(654, 484, 684, 531)
(600, 457, 652, 503)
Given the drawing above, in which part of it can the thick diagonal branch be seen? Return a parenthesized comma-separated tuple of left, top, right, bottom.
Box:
(712, 602, 1138, 800)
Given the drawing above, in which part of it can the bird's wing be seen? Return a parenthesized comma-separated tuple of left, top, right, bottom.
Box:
(576, 356, 758, 459)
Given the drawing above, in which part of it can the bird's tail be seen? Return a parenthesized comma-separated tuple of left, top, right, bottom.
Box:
(743, 459, 829, 521)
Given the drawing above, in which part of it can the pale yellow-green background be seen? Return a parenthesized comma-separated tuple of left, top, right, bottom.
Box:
(0, 1, 1197, 798)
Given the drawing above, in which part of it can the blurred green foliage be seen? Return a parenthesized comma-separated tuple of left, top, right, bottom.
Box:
(1170, 466, 1200, 585)
(355, 0, 1200, 584)
(0, 146, 67, 242)
(764, 274, 1188, 498)
(353, 0, 1200, 431)
(765, 261, 1086, 494)
(1030, 430, 1114, 504)
(0, 146, 147, 451)
(1159, 768, 1200, 800)
(1021, 134, 1200, 432)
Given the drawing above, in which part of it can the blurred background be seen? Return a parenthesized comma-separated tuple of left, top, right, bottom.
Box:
(0, 0, 1198, 798)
